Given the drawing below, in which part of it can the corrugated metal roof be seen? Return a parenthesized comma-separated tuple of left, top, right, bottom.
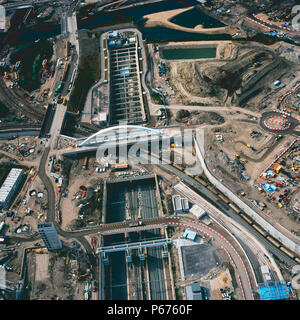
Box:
(172, 195, 182, 211)
(0, 168, 23, 203)
(193, 293, 203, 300)
(181, 198, 189, 210)
(191, 282, 201, 293)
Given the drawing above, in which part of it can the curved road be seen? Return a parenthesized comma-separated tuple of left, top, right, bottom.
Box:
(18, 145, 257, 299)
(260, 111, 300, 136)
(166, 217, 254, 300)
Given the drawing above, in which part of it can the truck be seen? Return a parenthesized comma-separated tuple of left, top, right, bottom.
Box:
(273, 80, 281, 86)
(0, 222, 5, 234)
(129, 221, 143, 227)
(0, 236, 9, 244)
(82, 156, 88, 170)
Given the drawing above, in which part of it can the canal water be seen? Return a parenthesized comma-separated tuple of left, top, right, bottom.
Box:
(162, 47, 217, 60)
(5, 0, 291, 46)
(169, 6, 226, 29)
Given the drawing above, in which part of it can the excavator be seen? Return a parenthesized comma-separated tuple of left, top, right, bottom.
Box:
(26, 248, 46, 254)
(77, 273, 89, 281)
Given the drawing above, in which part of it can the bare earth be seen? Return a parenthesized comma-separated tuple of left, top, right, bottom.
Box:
(144, 7, 230, 35)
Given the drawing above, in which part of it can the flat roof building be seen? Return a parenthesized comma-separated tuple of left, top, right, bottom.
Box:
(172, 195, 182, 214)
(191, 282, 201, 293)
(258, 281, 289, 300)
(193, 293, 203, 300)
(38, 223, 62, 251)
(181, 198, 189, 212)
(182, 229, 197, 242)
(0, 168, 25, 210)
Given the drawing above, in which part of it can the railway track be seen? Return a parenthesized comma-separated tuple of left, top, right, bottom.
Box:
(0, 77, 45, 122)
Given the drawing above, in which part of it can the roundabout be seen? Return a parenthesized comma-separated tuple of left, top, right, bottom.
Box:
(259, 111, 300, 136)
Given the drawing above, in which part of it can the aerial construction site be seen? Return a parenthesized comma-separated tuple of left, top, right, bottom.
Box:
(1, 0, 300, 303)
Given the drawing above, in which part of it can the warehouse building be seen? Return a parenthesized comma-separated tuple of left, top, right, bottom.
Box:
(0, 168, 25, 210)
(38, 223, 62, 251)
(172, 195, 189, 214)
(172, 195, 182, 214)
(181, 198, 189, 212)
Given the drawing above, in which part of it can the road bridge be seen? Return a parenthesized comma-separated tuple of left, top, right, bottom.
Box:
(97, 238, 171, 253)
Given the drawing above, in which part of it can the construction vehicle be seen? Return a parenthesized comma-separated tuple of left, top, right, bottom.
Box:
(32, 249, 45, 254)
(77, 273, 89, 281)
(4, 71, 8, 79)
(82, 156, 88, 170)
(62, 97, 67, 105)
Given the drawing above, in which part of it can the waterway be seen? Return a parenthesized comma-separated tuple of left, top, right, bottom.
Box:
(169, 6, 226, 29)
(162, 47, 217, 60)
(4, 0, 295, 47)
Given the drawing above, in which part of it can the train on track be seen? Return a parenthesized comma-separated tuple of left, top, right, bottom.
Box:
(170, 163, 300, 264)
(138, 147, 300, 264)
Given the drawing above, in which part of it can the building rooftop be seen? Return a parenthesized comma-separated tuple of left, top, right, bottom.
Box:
(191, 282, 201, 293)
(193, 293, 203, 300)
(182, 229, 197, 242)
(172, 195, 182, 212)
(0, 168, 23, 203)
(258, 282, 289, 300)
(181, 198, 189, 211)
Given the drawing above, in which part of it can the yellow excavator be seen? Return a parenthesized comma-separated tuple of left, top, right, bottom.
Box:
(77, 273, 89, 281)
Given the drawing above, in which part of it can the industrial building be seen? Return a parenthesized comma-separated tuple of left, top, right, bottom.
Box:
(172, 195, 182, 214)
(184, 282, 204, 300)
(182, 229, 197, 242)
(172, 195, 189, 214)
(181, 198, 189, 212)
(37, 223, 62, 251)
(107, 31, 146, 125)
(0, 168, 25, 210)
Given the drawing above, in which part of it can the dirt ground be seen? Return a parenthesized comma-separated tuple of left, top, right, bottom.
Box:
(204, 123, 300, 234)
(60, 156, 108, 230)
(26, 239, 92, 300)
(203, 267, 235, 300)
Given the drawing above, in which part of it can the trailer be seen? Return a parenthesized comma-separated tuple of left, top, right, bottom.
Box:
(217, 193, 230, 204)
(82, 157, 88, 170)
(194, 176, 208, 187)
(240, 213, 253, 225)
(266, 235, 281, 248)
(228, 202, 241, 214)
(0, 222, 5, 234)
(252, 223, 268, 237)
(279, 246, 295, 259)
